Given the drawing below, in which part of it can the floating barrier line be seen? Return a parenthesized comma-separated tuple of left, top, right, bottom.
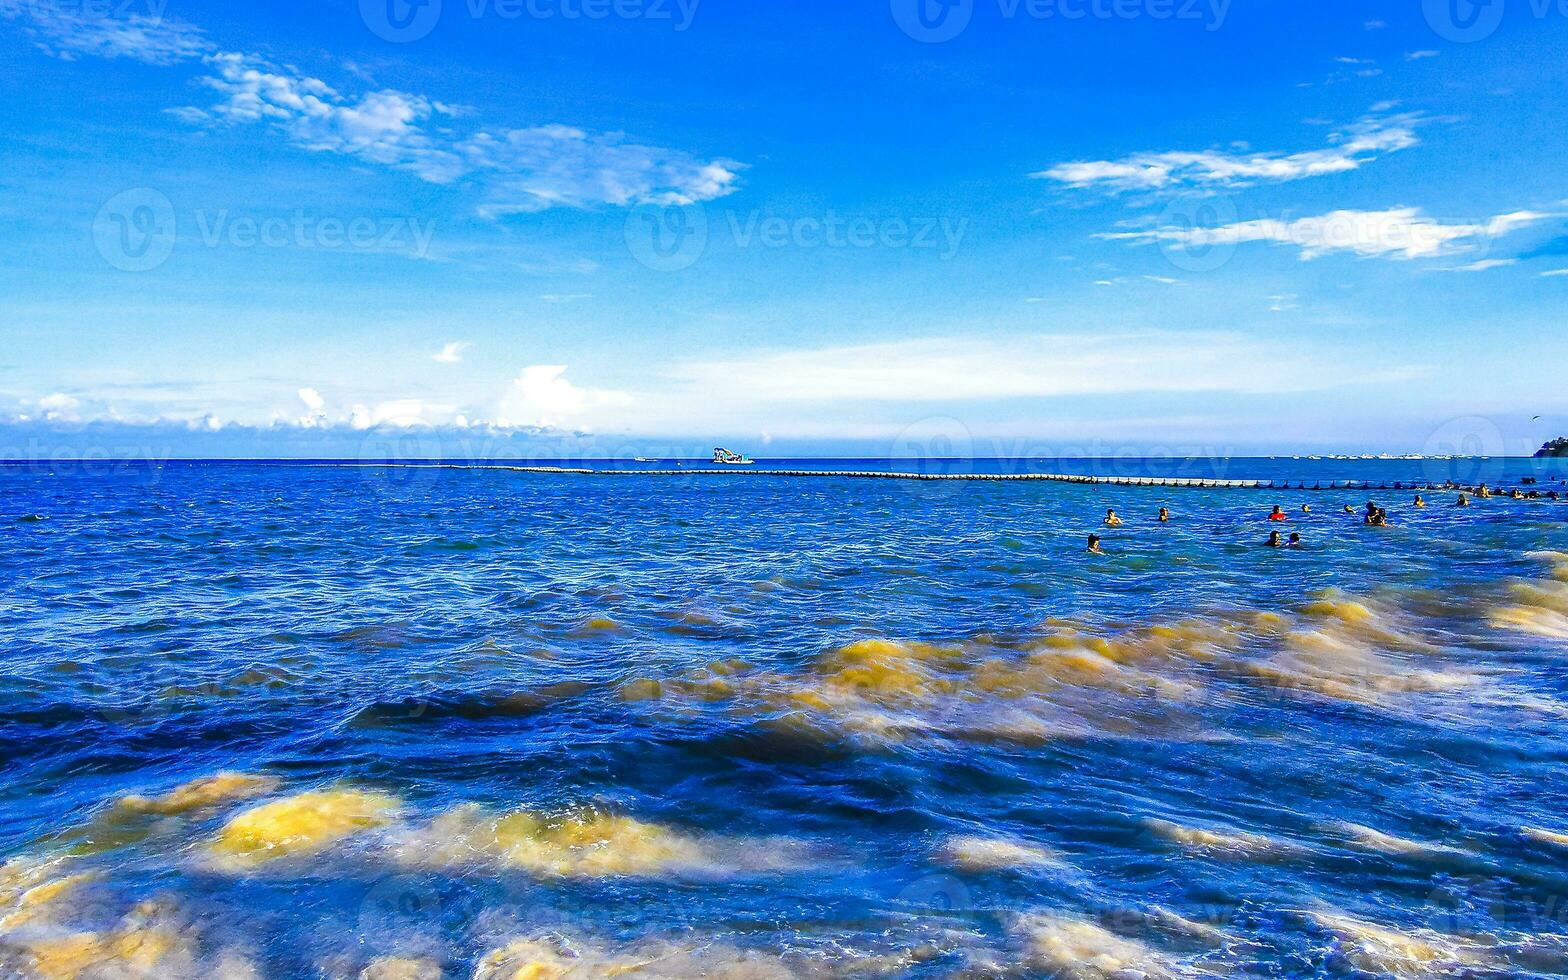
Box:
(330, 462, 1495, 493)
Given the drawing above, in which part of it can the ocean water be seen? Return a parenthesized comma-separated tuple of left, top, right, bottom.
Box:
(3, 459, 1568, 978)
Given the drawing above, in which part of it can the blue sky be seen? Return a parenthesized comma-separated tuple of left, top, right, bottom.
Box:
(2, 0, 1566, 458)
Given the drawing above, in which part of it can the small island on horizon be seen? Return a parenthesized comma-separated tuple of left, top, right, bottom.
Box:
(1537, 438, 1568, 458)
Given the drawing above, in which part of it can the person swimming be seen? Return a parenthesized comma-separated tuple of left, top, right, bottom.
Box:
(1104, 509, 1123, 527)
(1268, 505, 1287, 522)
(1265, 531, 1283, 547)
(1366, 508, 1388, 527)
(1158, 507, 1170, 523)
(1343, 505, 1356, 514)
(1087, 534, 1104, 554)
(1456, 493, 1470, 507)
(1301, 503, 1311, 513)
(1413, 495, 1426, 508)
(1287, 532, 1302, 548)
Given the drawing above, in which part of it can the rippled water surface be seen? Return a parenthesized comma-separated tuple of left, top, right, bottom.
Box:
(4, 460, 1568, 978)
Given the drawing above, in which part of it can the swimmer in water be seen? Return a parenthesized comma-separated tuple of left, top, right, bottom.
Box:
(1414, 495, 1426, 508)
(1366, 508, 1388, 527)
(1456, 493, 1470, 507)
(1344, 505, 1356, 514)
(1301, 503, 1311, 513)
(1104, 509, 1123, 527)
(1087, 534, 1104, 554)
(1287, 532, 1302, 548)
(1266, 531, 1283, 547)
(1268, 505, 1288, 522)
(1478, 485, 1492, 498)
(1158, 507, 1170, 523)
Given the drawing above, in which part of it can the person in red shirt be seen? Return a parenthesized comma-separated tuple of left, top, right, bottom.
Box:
(1268, 505, 1288, 521)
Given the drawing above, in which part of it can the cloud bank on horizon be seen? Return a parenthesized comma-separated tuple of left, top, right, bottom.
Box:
(2, 0, 1566, 455)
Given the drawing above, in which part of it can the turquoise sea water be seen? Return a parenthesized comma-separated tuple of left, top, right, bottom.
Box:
(3, 458, 1568, 978)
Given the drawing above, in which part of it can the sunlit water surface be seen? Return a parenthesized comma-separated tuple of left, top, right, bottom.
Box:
(3, 460, 1568, 978)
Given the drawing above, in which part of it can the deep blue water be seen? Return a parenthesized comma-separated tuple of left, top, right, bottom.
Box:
(3, 459, 1568, 978)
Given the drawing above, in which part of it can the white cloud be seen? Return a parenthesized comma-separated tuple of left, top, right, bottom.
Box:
(662, 333, 1427, 407)
(1142, 275, 1181, 284)
(0, 0, 211, 65)
(348, 399, 458, 430)
(1450, 258, 1518, 272)
(1405, 50, 1440, 60)
(465, 127, 742, 215)
(1, 0, 743, 213)
(537, 293, 592, 303)
(1036, 112, 1422, 194)
(494, 365, 632, 429)
(434, 342, 470, 364)
(173, 56, 741, 210)
(37, 392, 81, 421)
(183, 53, 467, 182)
(1540, 268, 1568, 277)
(1101, 208, 1549, 261)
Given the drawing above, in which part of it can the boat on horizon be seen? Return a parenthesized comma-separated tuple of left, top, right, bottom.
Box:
(712, 447, 754, 465)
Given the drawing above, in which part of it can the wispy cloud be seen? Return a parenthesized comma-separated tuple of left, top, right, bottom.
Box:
(1405, 50, 1440, 61)
(663, 332, 1428, 406)
(171, 56, 743, 210)
(1101, 208, 1549, 261)
(466, 127, 741, 215)
(1035, 112, 1422, 195)
(0, 0, 210, 64)
(1449, 258, 1517, 272)
(434, 342, 470, 364)
(1541, 268, 1568, 277)
(5, 3, 741, 213)
(175, 53, 468, 182)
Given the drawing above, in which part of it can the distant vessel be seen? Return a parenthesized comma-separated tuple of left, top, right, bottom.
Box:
(1536, 438, 1568, 458)
(634, 457, 657, 462)
(712, 447, 754, 465)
